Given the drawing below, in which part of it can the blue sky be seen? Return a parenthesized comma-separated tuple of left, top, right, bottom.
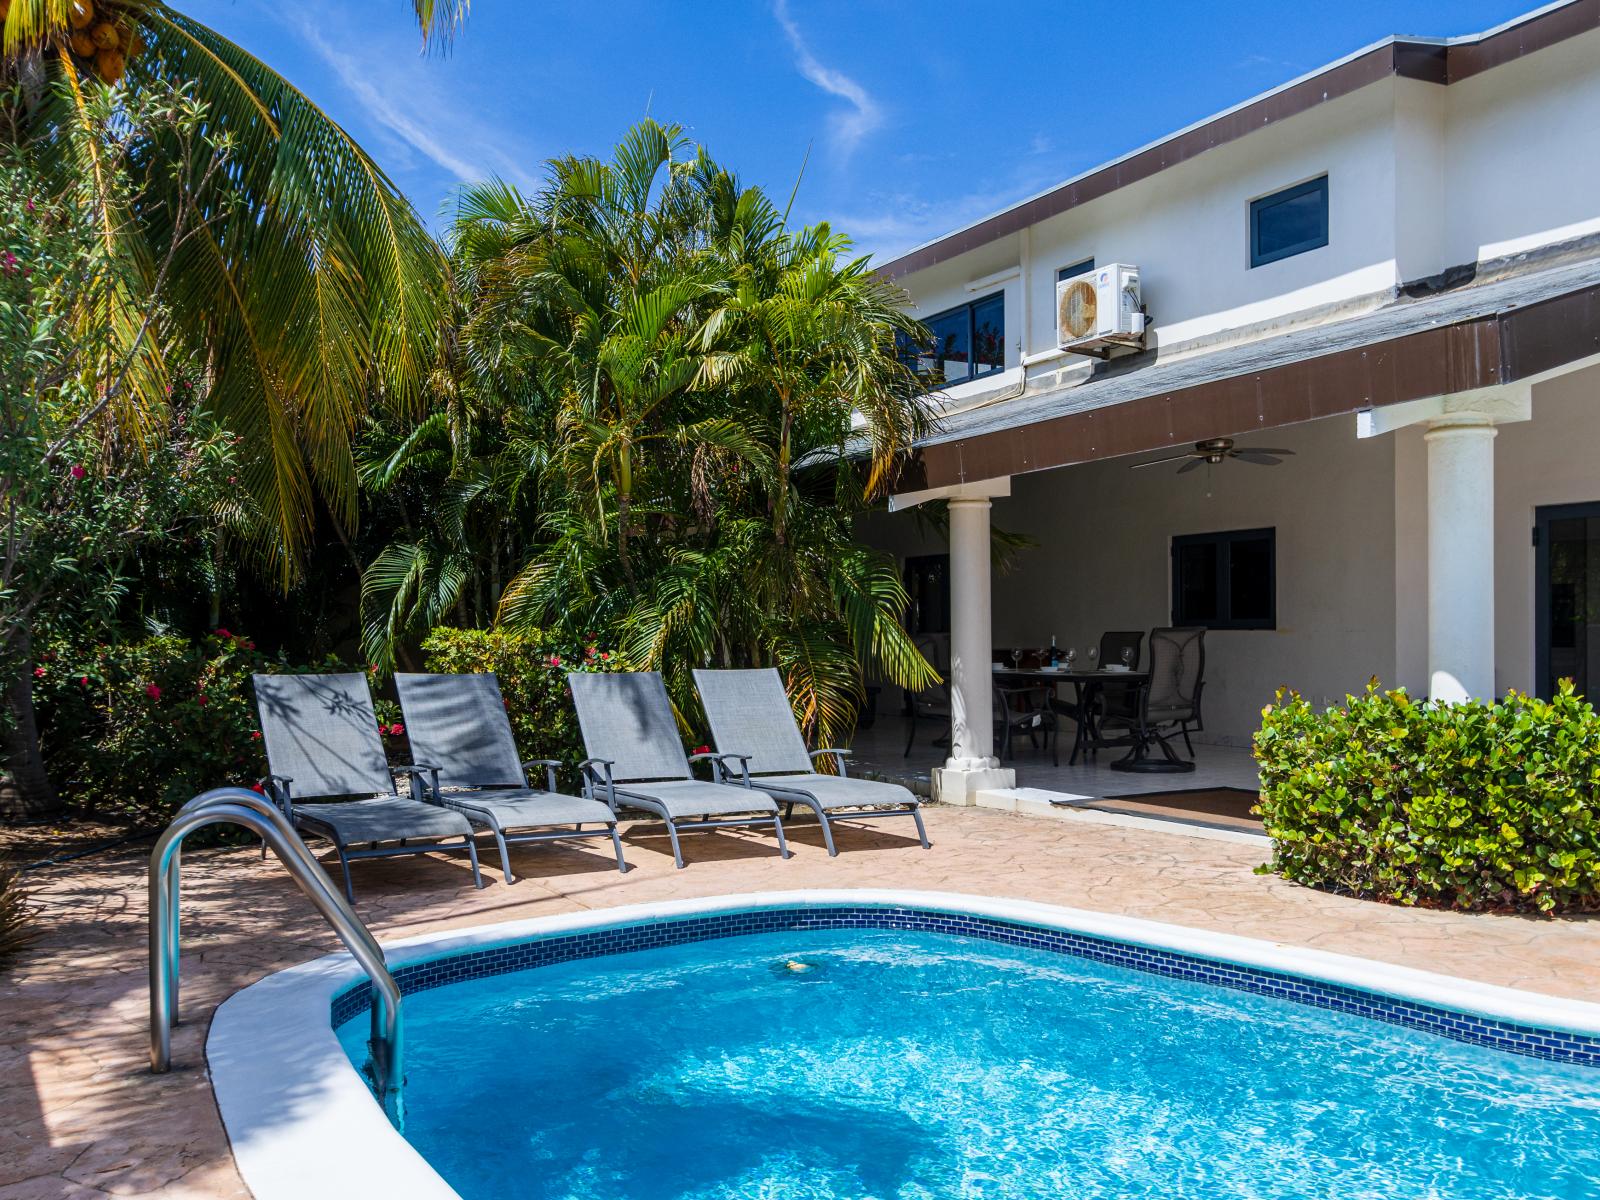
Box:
(185, 0, 1539, 259)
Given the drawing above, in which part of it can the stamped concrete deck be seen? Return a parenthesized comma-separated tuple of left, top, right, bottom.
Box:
(5, 805, 1600, 1198)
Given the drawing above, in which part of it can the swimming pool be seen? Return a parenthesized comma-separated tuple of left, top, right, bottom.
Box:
(210, 892, 1600, 1200)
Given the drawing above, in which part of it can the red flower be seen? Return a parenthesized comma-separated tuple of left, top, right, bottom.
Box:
(250, 730, 262, 740)
(145, 683, 162, 701)
(79, 676, 89, 687)
(368, 664, 380, 674)
(215, 627, 232, 638)
(599, 651, 610, 661)
(548, 655, 562, 668)
(245, 641, 256, 650)
(68, 464, 85, 480)
(694, 744, 710, 755)
(33, 666, 45, 678)
(250, 782, 265, 793)
(197, 695, 208, 706)
(388, 723, 405, 737)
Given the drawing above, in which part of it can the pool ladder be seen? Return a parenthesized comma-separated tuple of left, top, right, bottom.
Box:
(148, 787, 405, 1121)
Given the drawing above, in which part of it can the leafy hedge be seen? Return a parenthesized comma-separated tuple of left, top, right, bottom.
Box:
(419, 627, 620, 788)
(1255, 681, 1600, 913)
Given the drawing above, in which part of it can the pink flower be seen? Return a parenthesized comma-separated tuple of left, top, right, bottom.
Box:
(1, 251, 16, 275)
(548, 655, 562, 667)
(33, 666, 45, 678)
(68, 464, 85, 480)
(215, 627, 231, 638)
(390, 723, 405, 737)
(145, 683, 162, 701)
(79, 676, 89, 687)
(245, 641, 256, 650)
(368, 664, 379, 674)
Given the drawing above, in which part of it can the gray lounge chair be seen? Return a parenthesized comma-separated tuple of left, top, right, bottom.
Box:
(252, 672, 484, 901)
(694, 667, 930, 856)
(394, 672, 627, 883)
(567, 671, 790, 869)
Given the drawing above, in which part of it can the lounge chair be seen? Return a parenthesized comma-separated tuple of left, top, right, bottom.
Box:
(693, 667, 930, 856)
(567, 671, 790, 869)
(394, 672, 627, 882)
(252, 672, 483, 901)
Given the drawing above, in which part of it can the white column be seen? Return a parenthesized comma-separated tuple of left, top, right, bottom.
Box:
(947, 497, 996, 767)
(1425, 418, 1497, 703)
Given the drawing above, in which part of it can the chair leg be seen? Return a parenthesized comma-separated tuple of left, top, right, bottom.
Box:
(910, 804, 931, 850)
(772, 812, 792, 860)
(664, 818, 686, 869)
(336, 845, 355, 904)
(1182, 723, 1195, 758)
(490, 827, 514, 885)
(814, 807, 838, 857)
(463, 835, 485, 889)
(607, 824, 629, 873)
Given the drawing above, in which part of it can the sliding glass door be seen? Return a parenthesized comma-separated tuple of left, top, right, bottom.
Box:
(1536, 502, 1600, 701)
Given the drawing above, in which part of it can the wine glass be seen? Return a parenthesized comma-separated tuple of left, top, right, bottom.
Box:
(1088, 645, 1099, 670)
(1010, 647, 1023, 672)
(1065, 646, 1077, 672)
(1121, 646, 1134, 669)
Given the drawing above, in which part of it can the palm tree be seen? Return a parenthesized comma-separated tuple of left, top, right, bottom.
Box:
(0, 0, 457, 816)
(404, 120, 939, 746)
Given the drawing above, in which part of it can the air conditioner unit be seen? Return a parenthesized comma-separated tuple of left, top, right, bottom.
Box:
(1057, 263, 1146, 356)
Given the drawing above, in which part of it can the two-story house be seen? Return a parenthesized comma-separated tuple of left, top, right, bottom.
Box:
(864, 1, 1600, 803)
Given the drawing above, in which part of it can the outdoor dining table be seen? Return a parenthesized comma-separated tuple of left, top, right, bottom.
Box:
(992, 666, 1150, 766)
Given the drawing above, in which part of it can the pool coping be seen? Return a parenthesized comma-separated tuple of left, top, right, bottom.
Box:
(206, 888, 1600, 1200)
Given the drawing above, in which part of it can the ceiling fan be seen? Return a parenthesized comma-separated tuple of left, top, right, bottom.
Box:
(1131, 437, 1295, 474)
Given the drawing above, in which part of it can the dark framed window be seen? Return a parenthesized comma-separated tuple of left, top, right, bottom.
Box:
(1056, 257, 1095, 285)
(896, 292, 1006, 388)
(903, 554, 950, 635)
(1250, 176, 1328, 267)
(1172, 528, 1276, 630)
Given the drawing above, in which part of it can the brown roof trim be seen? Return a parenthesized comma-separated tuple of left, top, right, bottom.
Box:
(895, 281, 1600, 492)
(878, 1, 1600, 282)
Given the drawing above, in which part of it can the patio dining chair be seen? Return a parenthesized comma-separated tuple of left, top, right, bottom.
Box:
(567, 671, 790, 869)
(1099, 627, 1206, 771)
(996, 683, 1057, 764)
(903, 634, 951, 757)
(252, 672, 484, 901)
(394, 672, 628, 883)
(693, 668, 930, 856)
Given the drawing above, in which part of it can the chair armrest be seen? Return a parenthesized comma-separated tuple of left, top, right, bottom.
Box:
(809, 748, 851, 777)
(577, 757, 615, 800)
(391, 762, 442, 802)
(694, 751, 752, 785)
(522, 758, 564, 792)
(257, 773, 294, 811)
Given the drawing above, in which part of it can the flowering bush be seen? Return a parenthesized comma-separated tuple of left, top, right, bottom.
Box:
(1255, 681, 1600, 913)
(419, 627, 621, 788)
(33, 631, 340, 823)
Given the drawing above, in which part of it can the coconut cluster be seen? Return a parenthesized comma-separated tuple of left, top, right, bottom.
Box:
(64, 0, 145, 85)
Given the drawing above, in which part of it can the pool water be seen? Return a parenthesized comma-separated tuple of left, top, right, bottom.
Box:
(337, 928, 1600, 1200)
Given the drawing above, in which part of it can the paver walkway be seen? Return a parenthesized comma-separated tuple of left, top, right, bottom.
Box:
(4, 806, 1599, 1198)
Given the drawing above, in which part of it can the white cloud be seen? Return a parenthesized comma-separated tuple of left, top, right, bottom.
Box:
(772, 0, 883, 158)
(289, 14, 541, 198)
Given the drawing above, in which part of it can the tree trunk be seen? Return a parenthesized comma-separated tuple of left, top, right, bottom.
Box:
(0, 631, 60, 821)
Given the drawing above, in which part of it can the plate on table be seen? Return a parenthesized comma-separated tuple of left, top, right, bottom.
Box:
(1101, 664, 1131, 673)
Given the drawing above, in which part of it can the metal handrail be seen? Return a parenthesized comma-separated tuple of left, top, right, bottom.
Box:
(148, 787, 404, 1119)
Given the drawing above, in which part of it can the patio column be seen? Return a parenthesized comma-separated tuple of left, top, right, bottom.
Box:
(1425, 418, 1497, 703)
(947, 496, 996, 766)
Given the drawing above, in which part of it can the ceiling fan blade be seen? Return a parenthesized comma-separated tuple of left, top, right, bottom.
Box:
(1241, 447, 1295, 457)
(1176, 457, 1206, 474)
(1131, 453, 1198, 469)
(1232, 450, 1285, 465)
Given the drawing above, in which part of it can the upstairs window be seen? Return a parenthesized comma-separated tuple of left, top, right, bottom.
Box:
(897, 292, 1005, 388)
(1250, 175, 1328, 267)
(1056, 257, 1095, 285)
(1172, 528, 1276, 630)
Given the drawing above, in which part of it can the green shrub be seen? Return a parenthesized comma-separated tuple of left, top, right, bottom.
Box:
(1255, 681, 1600, 913)
(419, 627, 620, 788)
(34, 630, 346, 823)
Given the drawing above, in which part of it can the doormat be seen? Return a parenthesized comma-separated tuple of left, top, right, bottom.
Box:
(1089, 786, 1262, 831)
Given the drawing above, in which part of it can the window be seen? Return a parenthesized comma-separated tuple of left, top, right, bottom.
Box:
(897, 292, 1006, 388)
(1172, 528, 1276, 629)
(903, 554, 950, 634)
(1249, 175, 1328, 267)
(1056, 257, 1094, 285)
